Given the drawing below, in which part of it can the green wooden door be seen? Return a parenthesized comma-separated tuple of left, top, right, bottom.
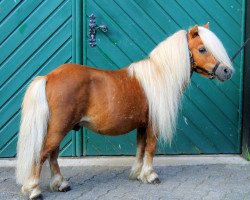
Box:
(84, 0, 245, 155)
(0, 0, 245, 157)
(0, 0, 82, 157)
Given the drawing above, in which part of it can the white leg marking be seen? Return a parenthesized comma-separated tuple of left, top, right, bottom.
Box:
(21, 178, 39, 194)
(129, 161, 143, 180)
(21, 178, 42, 199)
(129, 145, 144, 180)
(137, 156, 159, 183)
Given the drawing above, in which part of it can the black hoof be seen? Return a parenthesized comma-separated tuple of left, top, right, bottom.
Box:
(151, 178, 161, 184)
(31, 194, 43, 200)
(60, 185, 71, 192)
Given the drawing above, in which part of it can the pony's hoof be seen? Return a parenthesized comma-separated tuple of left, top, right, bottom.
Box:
(138, 171, 160, 184)
(58, 180, 70, 192)
(59, 185, 71, 192)
(151, 177, 161, 184)
(30, 194, 43, 200)
(50, 175, 70, 192)
(29, 187, 42, 200)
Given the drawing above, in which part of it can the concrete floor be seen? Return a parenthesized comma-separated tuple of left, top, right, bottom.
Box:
(0, 155, 249, 200)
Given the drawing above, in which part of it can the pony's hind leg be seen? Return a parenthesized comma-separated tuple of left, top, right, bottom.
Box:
(137, 125, 160, 184)
(21, 163, 43, 200)
(23, 122, 70, 199)
(49, 147, 70, 192)
(22, 138, 55, 199)
(129, 127, 146, 179)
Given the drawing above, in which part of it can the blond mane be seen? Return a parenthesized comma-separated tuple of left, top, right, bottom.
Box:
(128, 30, 191, 143)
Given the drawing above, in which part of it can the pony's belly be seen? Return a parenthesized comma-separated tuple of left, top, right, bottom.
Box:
(87, 125, 136, 136)
(79, 115, 142, 136)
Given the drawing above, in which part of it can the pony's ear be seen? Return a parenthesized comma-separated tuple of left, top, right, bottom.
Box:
(203, 22, 209, 29)
(189, 25, 199, 38)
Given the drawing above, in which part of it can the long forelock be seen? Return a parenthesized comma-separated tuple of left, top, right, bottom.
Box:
(198, 26, 234, 71)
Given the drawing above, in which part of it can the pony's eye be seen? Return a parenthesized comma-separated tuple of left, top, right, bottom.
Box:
(199, 47, 207, 54)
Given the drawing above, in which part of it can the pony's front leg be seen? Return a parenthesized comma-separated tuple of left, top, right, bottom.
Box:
(137, 125, 160, 184)
(129, 127, 146, 179)
(49, 147, 70, 192)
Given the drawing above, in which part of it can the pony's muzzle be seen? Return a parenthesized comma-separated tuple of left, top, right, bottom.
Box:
(215, 65, 233, 81)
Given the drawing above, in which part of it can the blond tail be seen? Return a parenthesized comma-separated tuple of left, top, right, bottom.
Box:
(16, 76, 49, 185)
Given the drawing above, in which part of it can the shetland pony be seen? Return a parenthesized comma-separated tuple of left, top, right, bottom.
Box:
(16, 24, 234, 199)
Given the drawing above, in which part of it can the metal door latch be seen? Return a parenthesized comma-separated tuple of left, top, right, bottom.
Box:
(89, 14, 108, 47)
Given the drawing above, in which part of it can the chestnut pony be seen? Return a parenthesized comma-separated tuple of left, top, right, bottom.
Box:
(16, 24, 234, 199)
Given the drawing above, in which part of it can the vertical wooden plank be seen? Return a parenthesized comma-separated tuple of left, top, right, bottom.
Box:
(74, 0, 83, 157)
(242, 0, 250, 158)
(71, 0, 77, 157)
(82, 0, 88, 156)
(83, 0, 87, 65)
(238, 0, 246, 147)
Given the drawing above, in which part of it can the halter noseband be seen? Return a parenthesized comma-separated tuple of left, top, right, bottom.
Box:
(189, 50, 220, 79)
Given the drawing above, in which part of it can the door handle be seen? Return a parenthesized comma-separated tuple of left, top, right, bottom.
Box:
(89, 14, 108, 47)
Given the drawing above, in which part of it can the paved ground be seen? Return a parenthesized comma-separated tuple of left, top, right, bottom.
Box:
(0, 156, 250, 200)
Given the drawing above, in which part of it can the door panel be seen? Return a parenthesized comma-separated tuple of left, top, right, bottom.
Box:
(85, 0, 245, 155)
(0, 0, 80, 157)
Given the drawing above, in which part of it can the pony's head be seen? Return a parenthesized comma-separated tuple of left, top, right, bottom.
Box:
(188, 23, 234, 81)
